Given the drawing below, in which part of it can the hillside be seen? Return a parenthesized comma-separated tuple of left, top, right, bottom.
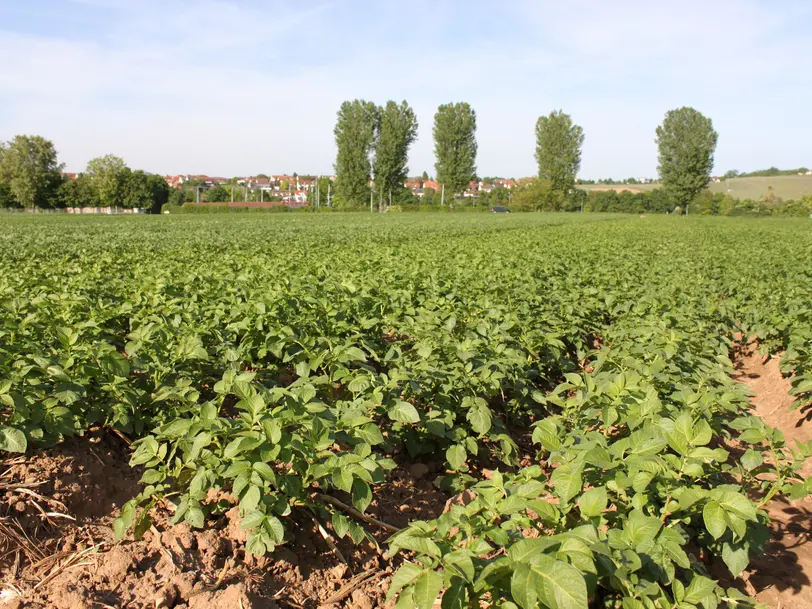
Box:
(709, 175, 812, 200)
(579, 175, 812, 200)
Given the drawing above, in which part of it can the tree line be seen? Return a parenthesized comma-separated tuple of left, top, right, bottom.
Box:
(724, 167, 810, 179)
(0, 137, 169, 212)
(333, 102, 721, 214)
(3, 103, 800, 215)
(332, 100, 477, 208)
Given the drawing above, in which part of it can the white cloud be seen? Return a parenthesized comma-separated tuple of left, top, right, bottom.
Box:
(0, 0, 810, 178)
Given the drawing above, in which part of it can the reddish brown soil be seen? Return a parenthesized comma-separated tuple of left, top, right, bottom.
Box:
(733, 342, 812, 608)
(2, 342, 809, 608)
(0, 433, 446, 609)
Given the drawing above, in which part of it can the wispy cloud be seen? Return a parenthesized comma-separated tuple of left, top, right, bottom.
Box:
(0, 0, 810, 178)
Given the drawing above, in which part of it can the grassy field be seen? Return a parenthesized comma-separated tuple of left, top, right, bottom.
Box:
(2, 213, 811, 607)
(580, 175, 812, 200)
(709, 175, 812, 199)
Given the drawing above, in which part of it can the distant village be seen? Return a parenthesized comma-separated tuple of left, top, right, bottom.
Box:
(161, 174, 584, 202)
(63, 165, 811, 204)
(107, 166, 810, 210)
(163, 174, 316, 203)
(65, 169, 785, 206)
(403, 177, 532, 198)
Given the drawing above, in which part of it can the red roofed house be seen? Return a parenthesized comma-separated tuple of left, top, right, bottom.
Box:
(464, 180, 480, 197)
(164, 176, 183, 189)
(248, 177, 272, 191)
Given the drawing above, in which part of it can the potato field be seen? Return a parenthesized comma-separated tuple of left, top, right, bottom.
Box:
(1, 213, 811, 609)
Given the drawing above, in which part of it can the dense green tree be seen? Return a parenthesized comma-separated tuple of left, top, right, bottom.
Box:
(585, 188, 676, 214)
(723, 170, 739, 180)
(421, 170, 429, 182)
(334, 99, 379, 207)
(85, 154, 129, 206)
(0, 182, 15, 208)
(656, 107, 718, 213)
(534, 110, 584, 194)
(203, 184, 230, 203)
(57, 168, 168, 211)
(0, 135, 63, 208)
(617, 190, 636, 213)
(566, 188, 588, 212)
(373, 101, 418, 201)
(57, 174, 100, 208)
(146, 174, 171, 212)
(123, 171, 170, 212)
(308, 176, 333, 207)
(168, 188, 193, 207)
(121, 170, 147, 208)
(433, 102, 477, 197)
(320, 177, 333, 206)
(512, 179, 561, 211)
(478, 187, 511, 207)
(392, 187, 419, 206)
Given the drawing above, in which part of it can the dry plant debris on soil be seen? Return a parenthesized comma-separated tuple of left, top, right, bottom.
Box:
(1, 214, 812, 609)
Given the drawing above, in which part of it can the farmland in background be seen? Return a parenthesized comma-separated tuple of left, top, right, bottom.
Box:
(709, 175, 812, 200)
(579, 183, 662, 194)
(579, 175, 812, 200)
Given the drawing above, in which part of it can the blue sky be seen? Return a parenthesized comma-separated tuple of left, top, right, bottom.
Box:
(1, 0, 810, 179)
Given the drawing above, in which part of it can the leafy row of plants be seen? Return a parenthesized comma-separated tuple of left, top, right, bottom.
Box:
(1, 214, 811, 609)
(388, 292, 812, 608)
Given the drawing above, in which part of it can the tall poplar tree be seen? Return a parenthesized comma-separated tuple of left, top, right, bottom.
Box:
(334, 100, 378, 207)
(433, 103, 477, 197)
(535, 110, 584, 194)
(373, 101, 418, 202)
(656, 107, 718, 213)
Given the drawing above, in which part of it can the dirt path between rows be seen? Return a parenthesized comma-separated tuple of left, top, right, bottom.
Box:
(733, 341, 812, 608)
(0, 432, 450, 609)
(2, 343, 810, 608)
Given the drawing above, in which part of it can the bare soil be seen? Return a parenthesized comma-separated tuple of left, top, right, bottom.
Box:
(1, 341, 809, 608)
(733, 341, 812, 608)
(0, 433, 446, 609)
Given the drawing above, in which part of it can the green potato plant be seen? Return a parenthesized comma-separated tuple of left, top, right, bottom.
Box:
(0, 214, 810, 607)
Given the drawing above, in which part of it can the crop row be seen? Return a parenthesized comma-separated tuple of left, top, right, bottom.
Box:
(1, 214, 811, 609)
